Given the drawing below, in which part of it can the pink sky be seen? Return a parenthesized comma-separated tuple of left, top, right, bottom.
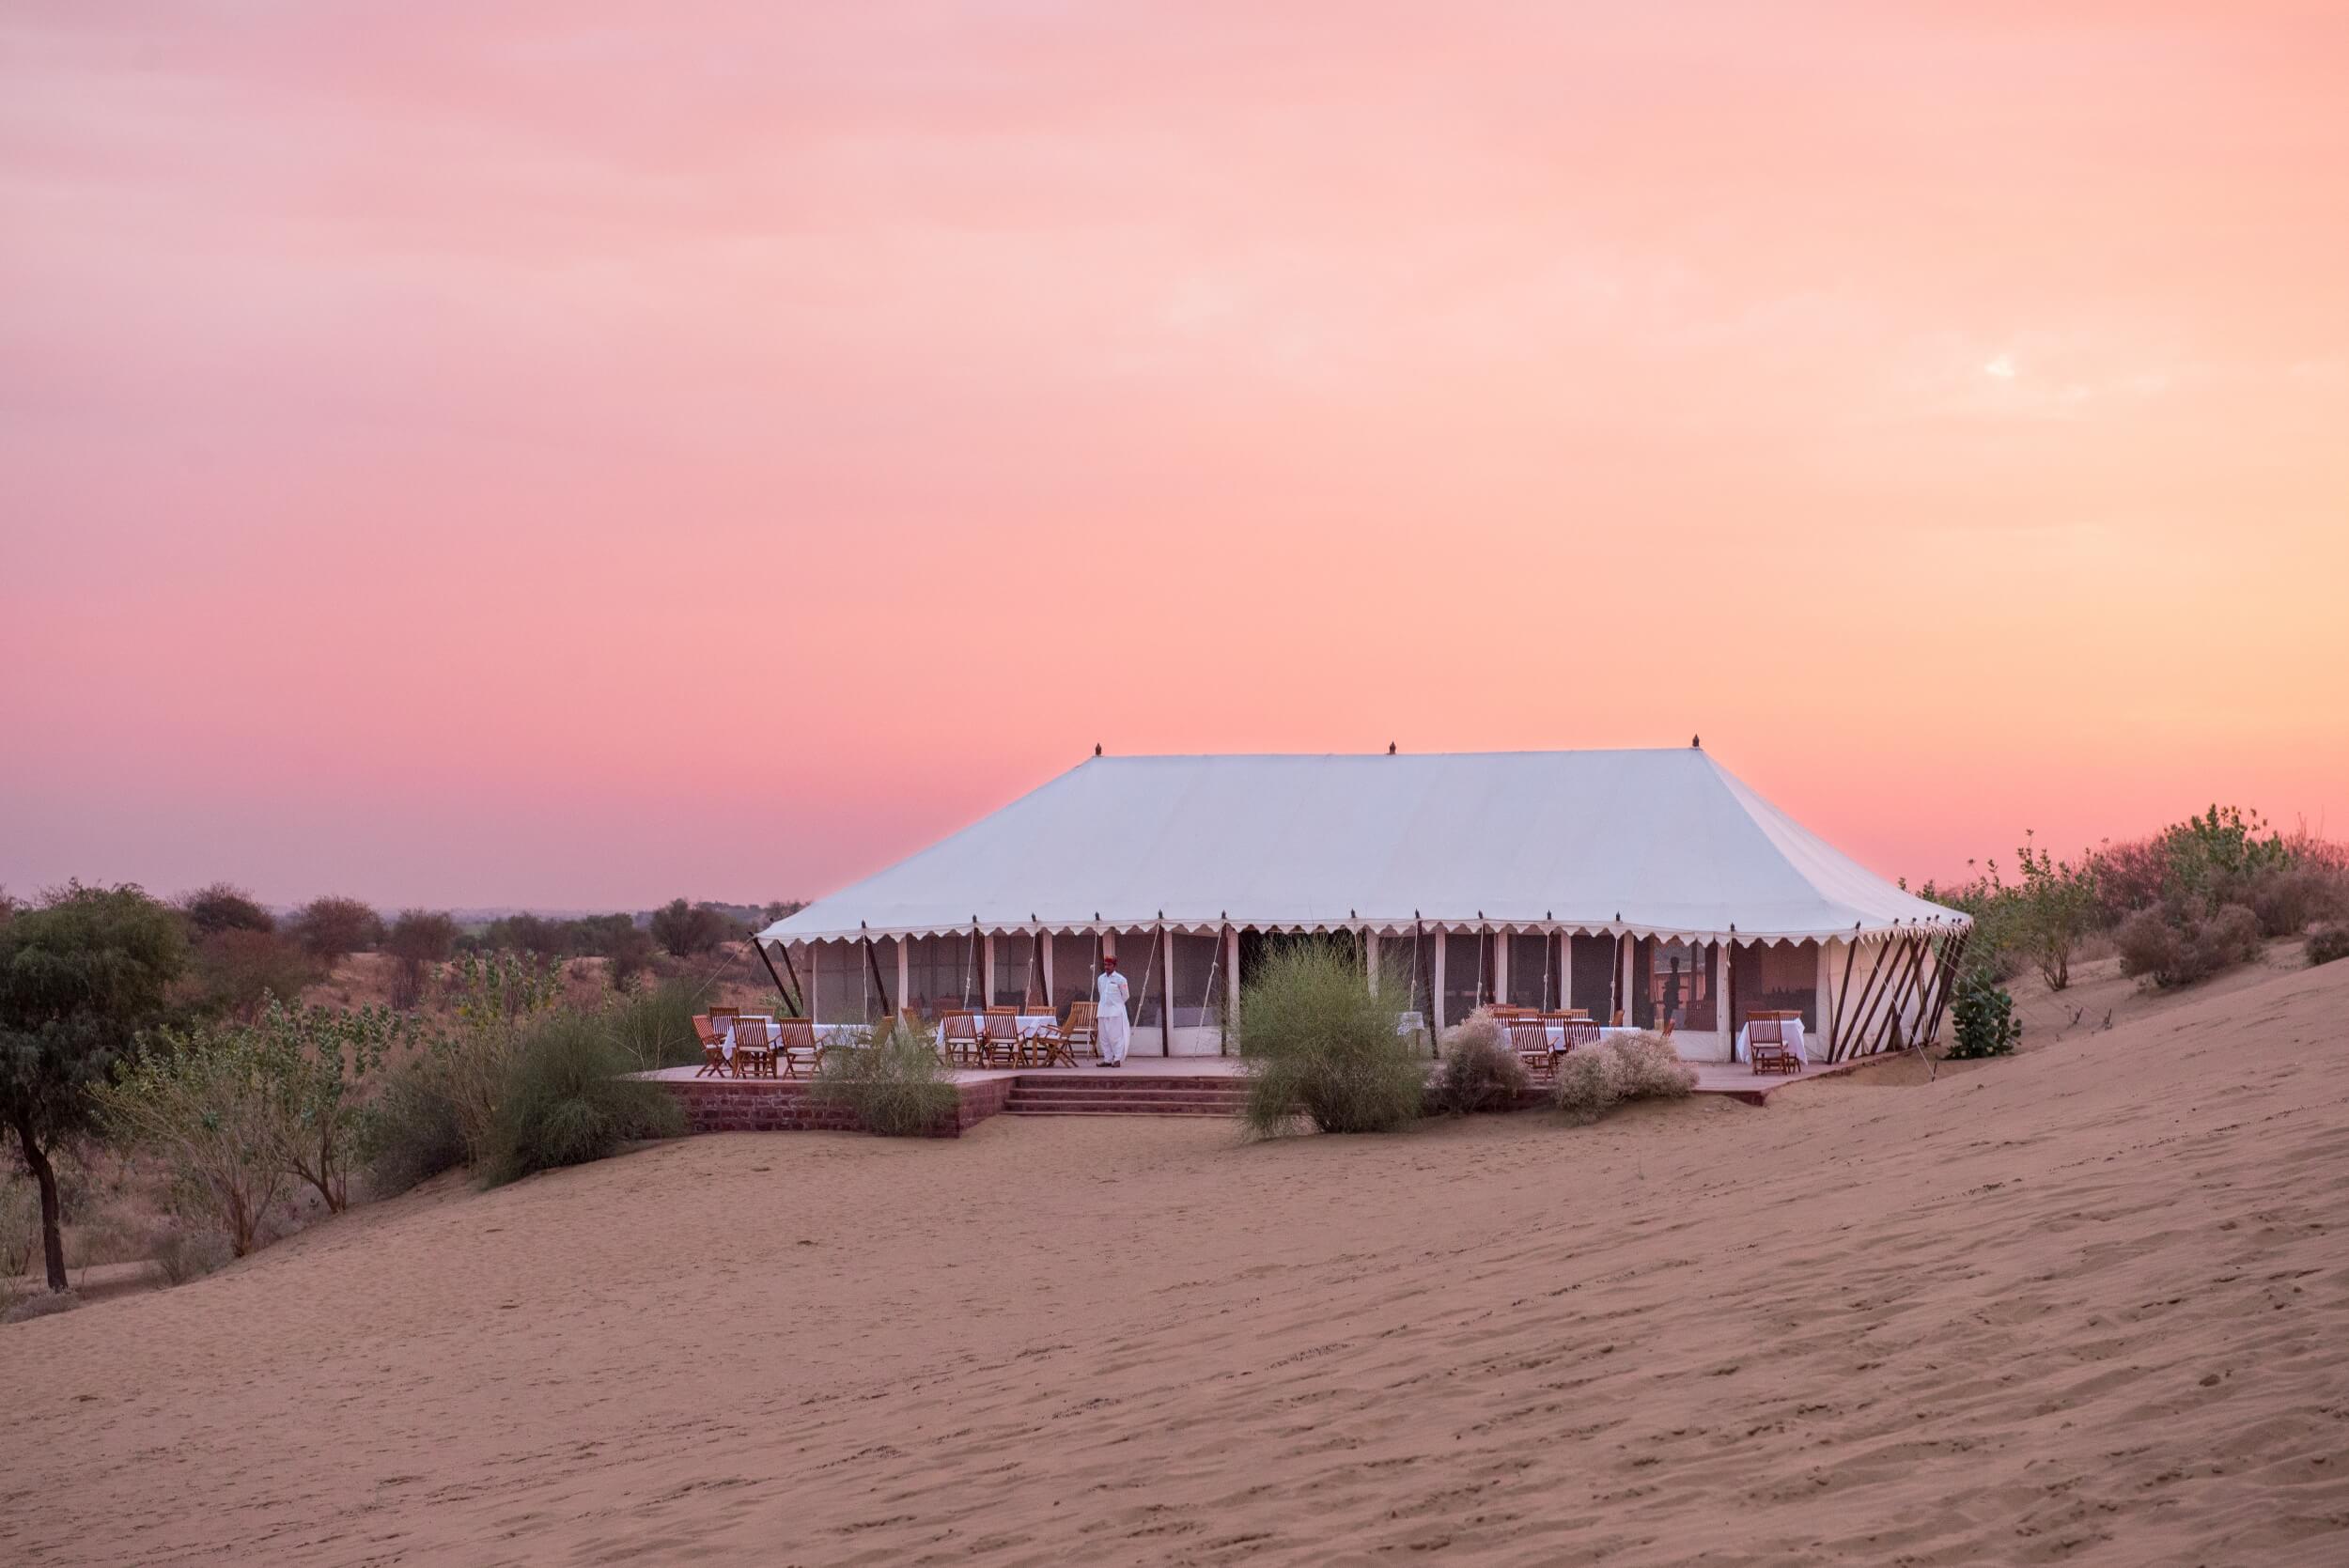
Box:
(4, 2, 2345, 911)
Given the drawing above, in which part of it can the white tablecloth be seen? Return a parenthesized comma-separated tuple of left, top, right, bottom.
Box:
(1733, 1019, 1809, 1064)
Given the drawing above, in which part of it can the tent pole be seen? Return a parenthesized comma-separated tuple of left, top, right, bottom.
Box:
(777, 941, 807, 1019)
(1917, 929, 1968, 1053)
(861, 923, 892, 1017)
(754, 939, 801, 1017)
(1870, 936, 1932, 1055)
(1835, 934, 1900, 1063)
(1827, 929, 1860, 1060)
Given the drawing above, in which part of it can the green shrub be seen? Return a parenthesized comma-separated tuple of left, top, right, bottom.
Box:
(809, 1020, 960, 1136)
(483, 1013, 684, 1187)
(2116, 902, 2264, 988)
(1428, 1009, 1528, 1114)
(1554, 1031, 1693, 1124)
(1236, 943, 1422, 1137)
(362, 1061, 468, 1197)
(605, 979, 707, 1071)
(1946, 968, 2020, 1059)
(2308, 924, 2349, 967)
(98, 1031, 290, 1256)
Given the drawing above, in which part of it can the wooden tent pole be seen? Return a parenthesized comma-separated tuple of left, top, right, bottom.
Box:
(1869, 936, 1933, 1055)
(1835, 934, 1901, 1063)
(1827, 928, 1861, 1060)
(754, 939, 802, 1017)
(1917, 929, 1970, 1053)
(861, 923, 892, 1017)
(777, 942, 807, 1019)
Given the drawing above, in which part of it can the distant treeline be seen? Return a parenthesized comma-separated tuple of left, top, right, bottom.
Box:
(0, 883, 803, 1020)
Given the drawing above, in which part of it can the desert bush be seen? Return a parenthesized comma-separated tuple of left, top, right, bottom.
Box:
(3, 1288, 80, 1323)
(384, 909, 459, 1009)
(482, 1013, 684, 1187)
(98, 1032, 289, 1256)
(2243, 862, 2349, 939)
(1428, 1009, 1528, 1114)
(186, 928, 320, 1020)
(361, 1060, 470, 1197)
(150, 1222, 234, 1285)
(1236, 943, 1421, 1137)
(2115, 902, 2264, 988)
(179, 883, 275, 938)
(1946, 968, 2020, 1059)
(606, 979, 707, 1071)
(1553, 1046, 1626, 1124)
(416, 952, 567, 1164)
(810, 1019, 960, 1136)
(603, 924, 658, 991)
(1552, 1032, 1693, 1124)
(2308, 924, 2349, 967)
(1608, 1031, 1699, 1098)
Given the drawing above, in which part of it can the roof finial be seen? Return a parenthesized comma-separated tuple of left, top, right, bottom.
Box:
(1691, 733, 1701, 749)
(1387, 741, 1396, 754)
(1094, 742, 1102, 756)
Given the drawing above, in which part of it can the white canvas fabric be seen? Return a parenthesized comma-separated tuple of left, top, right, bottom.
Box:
(759, 750, 1966, 948)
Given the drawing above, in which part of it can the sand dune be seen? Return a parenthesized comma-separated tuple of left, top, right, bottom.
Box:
(5, 958, 2346, 1565)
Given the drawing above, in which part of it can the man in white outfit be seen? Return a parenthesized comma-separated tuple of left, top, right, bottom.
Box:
(1095, 954, 1132, 1066)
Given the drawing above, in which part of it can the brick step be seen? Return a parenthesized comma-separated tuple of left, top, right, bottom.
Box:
(1004, 1104, 1240, 1116)
(1005, 1091, 1247, 1108)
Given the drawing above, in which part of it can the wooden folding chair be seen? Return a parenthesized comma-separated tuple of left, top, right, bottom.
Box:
(1507, 1018, 1555, 1080)
(980, 1006, 1021, 1069)
(939, 1011, 982, 1068)
(1021, 1007, 1080, 1068)
(773, 1017, 821, 1079)
(692, 1014, 728, 1078)
(1747, 1015, 1798, 1076)
(1060, 1001, 1098, 1059)
(731, 1016, 776, 1079)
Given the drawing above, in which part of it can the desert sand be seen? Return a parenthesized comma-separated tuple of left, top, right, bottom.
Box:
(5, 955, 2345, 1565)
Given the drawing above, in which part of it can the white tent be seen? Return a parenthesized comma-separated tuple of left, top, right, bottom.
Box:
(756, 748, 1968, 1061)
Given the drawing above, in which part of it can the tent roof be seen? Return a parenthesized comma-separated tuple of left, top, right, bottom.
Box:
(759, 749, 1966, 948)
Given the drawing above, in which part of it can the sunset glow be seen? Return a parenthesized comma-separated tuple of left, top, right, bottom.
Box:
(5, 3, 2345, 908)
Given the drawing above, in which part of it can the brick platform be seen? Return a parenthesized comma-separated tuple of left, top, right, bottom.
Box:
(656, 1075, 1015, 1137)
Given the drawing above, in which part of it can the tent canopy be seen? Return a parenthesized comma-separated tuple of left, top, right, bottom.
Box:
(759, 749, 1966, 948)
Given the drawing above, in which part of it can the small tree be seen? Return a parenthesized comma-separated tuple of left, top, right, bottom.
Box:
(649, 898, 727, 957)
(100, 1032, 288, 1256)
(0, 884, 188, 1291)
(179, 883, 276, 938)
(2013, 833, 2100, 992)
(1946, 968, 2020, 1060)
(186, 928, 320, 1020)
(290, 896, 384, 961)
(604, 924, 657, 991)
(384, 909, 459, 1010)
(254, 998, 403, 1212)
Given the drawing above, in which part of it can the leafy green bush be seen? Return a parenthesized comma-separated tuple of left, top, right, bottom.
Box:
(99, 1032, 290, 1256)
(362, 1060, 469, 1197)
(1236, 943, 1421, 1137)
(2116, 902, 2263, 988)
(605, 979, 707, 1071)
(1553, 1032, 1693, 1124)
(809, 1019, 960, 1136)
(1428, 1009, 1527, 1114)
(1946, 968, 2020, 1059)
(185, 929, 321, 1021)
(483, 1013, 684, 1187)
(2308, 924, 2349, 967)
